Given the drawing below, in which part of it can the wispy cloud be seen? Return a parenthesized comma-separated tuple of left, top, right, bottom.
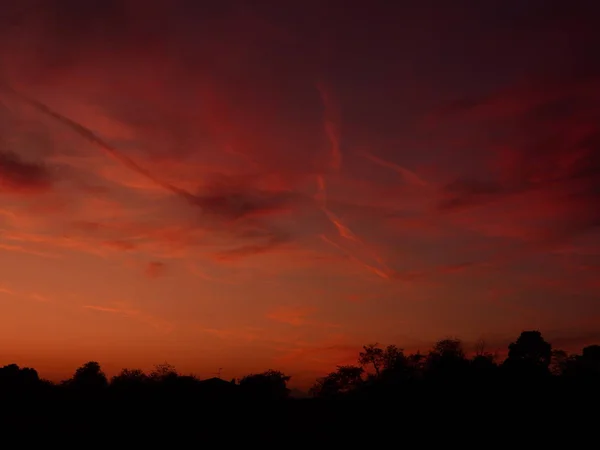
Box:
(82, 303, 173, 333)
(316, 82, 342, 171)
(0, 283, 53, 302)
(358, 149, 429, 187)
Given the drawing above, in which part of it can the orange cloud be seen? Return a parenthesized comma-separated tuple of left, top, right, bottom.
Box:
(82, 303, 173, 333)
(0, 283, 54, 303)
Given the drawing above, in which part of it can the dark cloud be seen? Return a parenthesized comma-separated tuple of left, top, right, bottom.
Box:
(429, 78, 600, 260)
(194, 188, 299, 221)
(2, 83, 304, 223)
(0, 150, 52, 194)
(213, 227, 291, 262)
(435, 74, 600, 216)
(443, 128, 600, 207)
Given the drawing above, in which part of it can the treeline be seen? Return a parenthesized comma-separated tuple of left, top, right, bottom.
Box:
(0, 361, 290, 401)
(1, 330, 599, 442)
(1, 330, 599, 401)
(309, 330, 600, 398)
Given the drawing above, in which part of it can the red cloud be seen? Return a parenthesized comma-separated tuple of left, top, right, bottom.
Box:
(0, 151, 52, 194)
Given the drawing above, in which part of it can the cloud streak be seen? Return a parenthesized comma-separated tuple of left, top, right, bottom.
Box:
(82, 303, 173, 333)
(0, 150, 52, 194)
(358, 150, 428, 187)
(1, 82, 198, 202)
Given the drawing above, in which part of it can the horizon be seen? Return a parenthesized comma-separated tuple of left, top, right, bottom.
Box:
(2, 328, 596, 389)
(0, 0, 599, 392)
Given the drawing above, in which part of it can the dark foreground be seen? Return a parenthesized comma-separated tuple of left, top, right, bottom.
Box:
(2, 331, 599, 443)
(2, 382, 598, 445)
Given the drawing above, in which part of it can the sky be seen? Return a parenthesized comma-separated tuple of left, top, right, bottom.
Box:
(0, 0, 598, 388)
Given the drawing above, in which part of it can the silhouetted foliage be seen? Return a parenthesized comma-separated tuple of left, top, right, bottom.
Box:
(111, 368, 148, 392)
(470, 338, 498, 378)
(67, 361, 108, 392)
(470, 353, 497, 376)
(504, 331, 552, 379)
(426, 338, 469, 382)
(358, 343, 384, 376)
(550, 349, 569, 375)
(562, 344, 600, 381)
(239, 369, 290, 399)
(0, 364, 40, 394)
(149, 362, 178, 383)
(2, 329, 600, 442)
(310, 365, 364, 398)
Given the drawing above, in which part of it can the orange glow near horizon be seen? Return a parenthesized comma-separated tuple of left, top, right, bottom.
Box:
(0, 1, 599, 389)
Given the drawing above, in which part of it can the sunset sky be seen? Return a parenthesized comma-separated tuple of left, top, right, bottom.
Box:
(0, 0, 598, 388)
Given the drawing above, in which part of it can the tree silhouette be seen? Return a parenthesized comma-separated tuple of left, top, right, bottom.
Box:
(111, 369, 148, 391)
(309, 373, 341, 398)
(149, 363, 178, 383)
(580, 345, 600, 380)
(0, 364, 22, 379)
(562, 345, 600, 380)
(426, 338, 469, 381)
(508, 331, 552, 365)
(431, 338, 465, 359)
(582, 345, 600, 362)
(239, 369, 291, 399)
(375, 345, 412, 385)
(470, 353, 497, 376)
(407, 351, 426, 374)
(310, 365, 364, 398)
(0, 364, 40, 393)
(472, 338, 497, 373)
(474, 338, 487, 356)
(69, 361, 108, 391)
(504, 331, 552, 378)
(381, 345, 406, 371)
(550, 349, 569, 375)
(358, 343, 411, 383)
(359, 344, 385, 377)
